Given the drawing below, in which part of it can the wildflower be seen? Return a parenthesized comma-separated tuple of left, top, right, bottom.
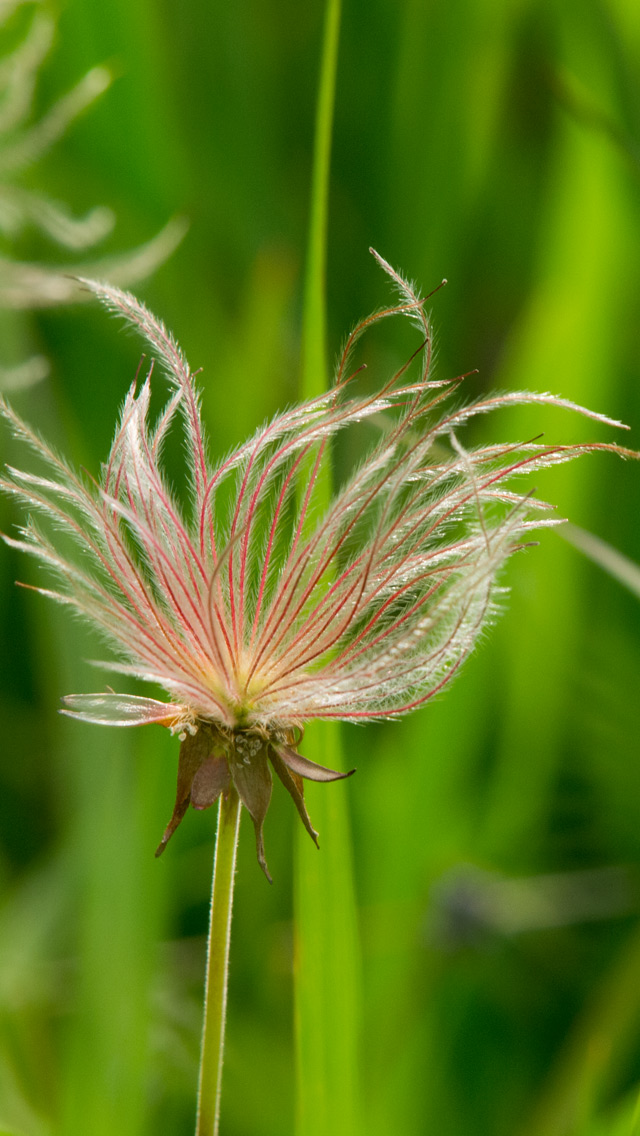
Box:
(0, 252, 633, 877)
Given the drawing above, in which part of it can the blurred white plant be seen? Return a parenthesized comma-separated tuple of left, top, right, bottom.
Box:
(0, 0, 185, 391)
(1, 250, 635, 877)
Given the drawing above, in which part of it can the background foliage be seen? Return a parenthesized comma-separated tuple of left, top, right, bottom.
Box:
(1, 1, 640, 1134)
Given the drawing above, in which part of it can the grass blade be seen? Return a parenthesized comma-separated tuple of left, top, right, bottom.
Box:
(295, 2, 362, 1134)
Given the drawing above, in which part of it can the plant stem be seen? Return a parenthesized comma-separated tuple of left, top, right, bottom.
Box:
(195, 787, 242, 1136)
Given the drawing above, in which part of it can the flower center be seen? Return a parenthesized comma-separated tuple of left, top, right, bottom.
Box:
(225, 655, 271, 727)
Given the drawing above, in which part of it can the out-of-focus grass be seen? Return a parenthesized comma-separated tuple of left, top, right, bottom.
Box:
(1, 1, 640, 1135)
(295, 6, 362, 1136)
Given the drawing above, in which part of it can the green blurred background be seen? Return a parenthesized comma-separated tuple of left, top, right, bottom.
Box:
(1, 1, 640, 1134)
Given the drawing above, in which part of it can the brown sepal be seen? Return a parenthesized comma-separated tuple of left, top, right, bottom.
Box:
(191, 757, 231, 810)
(278, 744, 356, 783)
(229, 734, 273, 882)
(270, 747, 319, 848)
(155, 724, 229, 857)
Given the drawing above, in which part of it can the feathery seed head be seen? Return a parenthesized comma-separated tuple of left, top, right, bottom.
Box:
(1, 252, 634, 876)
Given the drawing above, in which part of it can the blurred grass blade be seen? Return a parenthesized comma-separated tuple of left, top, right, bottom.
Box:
(295, 2, 362, 1135)
(294, 728, 362, 1136)
(522, 923, 640, 1136)
(299, 0, 340, 401)
(562, 524, 640, 599)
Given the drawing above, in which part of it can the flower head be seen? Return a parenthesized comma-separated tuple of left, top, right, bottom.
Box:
(1, 252, 633, 876)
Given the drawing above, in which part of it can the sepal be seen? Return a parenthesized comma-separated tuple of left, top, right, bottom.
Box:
(229, 735, 273, 882)
(270, 747, 319, 847)
(278, 744, 355, 782)
(155, 723, 229, 856)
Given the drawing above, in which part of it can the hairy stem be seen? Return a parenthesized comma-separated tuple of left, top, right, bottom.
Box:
(195, 787, 242, 1136)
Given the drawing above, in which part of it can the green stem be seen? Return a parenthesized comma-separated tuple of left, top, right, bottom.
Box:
(195, 787, 242, 1136)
